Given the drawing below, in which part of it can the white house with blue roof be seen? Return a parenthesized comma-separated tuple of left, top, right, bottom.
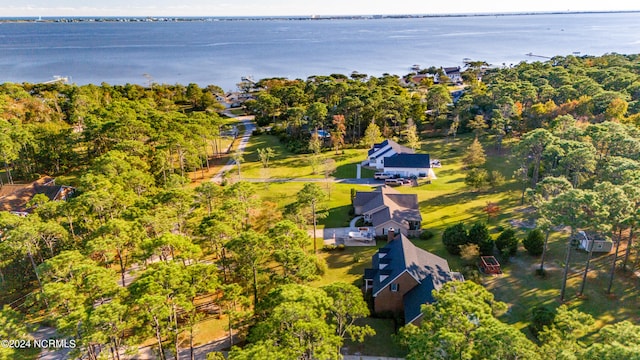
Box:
(366, 139, 437, 179)
(383, 153, 437, 179)
(366, 139, 414, 169)
(364, 231, 463, 325)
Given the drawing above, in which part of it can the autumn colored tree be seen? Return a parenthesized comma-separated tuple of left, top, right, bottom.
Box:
(331, 114, 346, 154)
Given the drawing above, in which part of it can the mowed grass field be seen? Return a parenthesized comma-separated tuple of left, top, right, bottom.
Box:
(237, 133, 375, 179)
(242, 133, 640, 344)
(189, 129, 640, 355)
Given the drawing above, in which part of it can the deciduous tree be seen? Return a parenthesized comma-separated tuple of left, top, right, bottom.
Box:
(296, 183, 328, 254)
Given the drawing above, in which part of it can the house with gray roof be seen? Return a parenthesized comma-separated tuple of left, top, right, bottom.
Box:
(352, 186, 421, 236)
(364, 232, 463, 325)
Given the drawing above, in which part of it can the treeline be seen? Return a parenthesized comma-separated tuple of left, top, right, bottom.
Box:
(0, 79, 375, 359)
(0, 82, 227, 184)
(0, 156, 366, 359)
(243, 54, 640, 149)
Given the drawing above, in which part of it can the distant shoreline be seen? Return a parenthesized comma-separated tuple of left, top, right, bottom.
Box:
(1, 10, 639, 23)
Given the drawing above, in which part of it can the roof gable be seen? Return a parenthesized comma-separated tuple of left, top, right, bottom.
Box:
(366, 235, 462, 324)
(370, 234, 452, 297)
(368, 139, 414, 158)
(368, 140, 389, 156)
(355, 186, 422, 225)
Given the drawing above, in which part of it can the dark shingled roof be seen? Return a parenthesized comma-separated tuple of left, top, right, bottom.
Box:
(444, 66, 461, 74)
(368, 139, 415, 157)
(365, 234, 460, 324)
(368, 140, 388, 156)
(384, 153, 431, 169)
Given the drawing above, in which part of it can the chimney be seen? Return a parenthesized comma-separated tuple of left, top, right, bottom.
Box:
(387, 228, 395, 242)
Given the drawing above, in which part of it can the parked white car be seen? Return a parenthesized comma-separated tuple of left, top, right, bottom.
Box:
(374, 172, 393, 180)
(348, 229, 374, 242)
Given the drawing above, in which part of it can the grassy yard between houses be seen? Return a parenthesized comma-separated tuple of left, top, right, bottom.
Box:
(190, 130, 640, 353)
(238, 133, 375, 179)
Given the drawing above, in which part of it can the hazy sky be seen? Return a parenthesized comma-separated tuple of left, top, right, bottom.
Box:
(1, 0, 638, 17)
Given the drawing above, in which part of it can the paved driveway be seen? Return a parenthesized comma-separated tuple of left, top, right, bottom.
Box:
(309, 227, 376, 247)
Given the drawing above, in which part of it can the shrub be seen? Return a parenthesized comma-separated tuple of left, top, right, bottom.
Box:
(524, 229, 545, 256)
(315, 256, 328, 275)
(255, 116, 271, 127)
(337, 244, 346, 251)
(496, 228, 518, 256)
(529, 305, 556, 338)
(460, 244, 480, 265)
(207, 352, 226, 360)
(465, 168, 489, 190)
(442, 223, 469, 255)
(461, 265, 482, 284)
(420, 230, 435, 240)
(323, 244, 337, 252)
(469, 222, 493, 255)
(488, 170, 506, 187)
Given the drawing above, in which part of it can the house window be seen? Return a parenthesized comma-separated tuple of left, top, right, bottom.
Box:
(390, 283, 399, 292)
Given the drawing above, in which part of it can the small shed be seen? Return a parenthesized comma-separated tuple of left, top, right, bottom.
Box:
(480, 256, 502, 275)
(577, 231, 612, 253)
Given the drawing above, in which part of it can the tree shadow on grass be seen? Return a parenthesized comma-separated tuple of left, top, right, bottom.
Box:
(319, 205, 352, 228)
(322, 247, 379, 288)
(334, 162, 357, 178)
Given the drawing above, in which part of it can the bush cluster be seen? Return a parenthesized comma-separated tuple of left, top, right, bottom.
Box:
(496, 228, 519, 257)
(524, 229, 545, 256)
(419, 230, 435, 240)
(442, 222, 493, 255)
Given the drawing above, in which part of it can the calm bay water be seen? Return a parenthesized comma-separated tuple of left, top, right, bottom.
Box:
(1, 12, 640, 91)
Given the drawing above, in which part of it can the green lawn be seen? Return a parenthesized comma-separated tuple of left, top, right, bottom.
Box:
(238, 134, 372, 179)
(251, 182, 373, 229)
(244, 132, 640, 347)
(344, 317, 408, 357)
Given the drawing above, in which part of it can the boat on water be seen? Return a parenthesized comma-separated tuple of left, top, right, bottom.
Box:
(41, 75, 70, 84)
(411, 64, 420, 71)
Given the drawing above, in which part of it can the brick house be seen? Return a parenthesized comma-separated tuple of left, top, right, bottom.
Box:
(364, 232, 463, 325)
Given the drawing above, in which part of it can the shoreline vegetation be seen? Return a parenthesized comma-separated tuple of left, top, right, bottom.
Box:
(1, 10, 640, 23)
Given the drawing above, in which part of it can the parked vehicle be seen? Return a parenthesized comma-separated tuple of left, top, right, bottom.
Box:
(384, 178, 401, 186)
(375, 172, 393, 180)
(348, 230, 374, 242)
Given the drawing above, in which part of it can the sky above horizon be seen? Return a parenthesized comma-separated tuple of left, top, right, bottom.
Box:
(1, 0, 639, 17)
